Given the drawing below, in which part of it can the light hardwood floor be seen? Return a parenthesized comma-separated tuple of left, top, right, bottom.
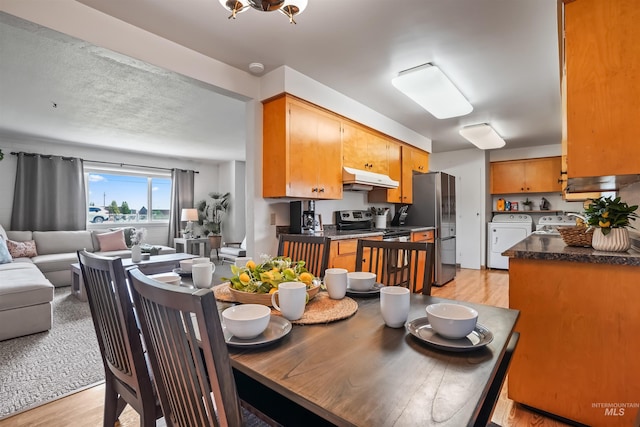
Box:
(0, 268, 570, 427)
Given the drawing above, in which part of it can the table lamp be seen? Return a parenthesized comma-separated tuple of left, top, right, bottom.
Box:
(181, 208, 199, 238)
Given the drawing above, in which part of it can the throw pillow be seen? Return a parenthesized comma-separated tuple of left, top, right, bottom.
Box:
(6, 239, 38, 258)
(0, 239, 12, 264)
(110, 227, 136, 248)
(96, 229, 128, 251)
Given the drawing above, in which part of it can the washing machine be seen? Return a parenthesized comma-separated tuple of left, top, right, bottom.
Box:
(487, 214, 534, 269)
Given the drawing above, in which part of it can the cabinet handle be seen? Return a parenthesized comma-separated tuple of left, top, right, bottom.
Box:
(319, 188, 325, 193)
(521, 187, 524, 191)
(557, 178, 564, 184)
(364, 163, 370, 168)
(312, 188, 318, 192)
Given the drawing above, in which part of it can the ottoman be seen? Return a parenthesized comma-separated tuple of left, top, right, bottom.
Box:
(0, 263, 55, 341)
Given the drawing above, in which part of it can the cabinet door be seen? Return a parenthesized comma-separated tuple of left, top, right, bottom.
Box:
(342, 122, 369, 170)
(565, 0, 640, 177)
(490, 161, 526, 194)
(288, 101, 322, 198)
(314, 111, 343, 199)
(401, 145, 414, 204)
(411, 148, 429, 173)
(367, 133, 389, 175)
(369, 142, 403, 203)
(524, 157, 562, 193)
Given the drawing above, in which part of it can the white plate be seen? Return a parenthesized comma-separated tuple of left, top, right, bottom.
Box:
(345, 282, 383, 297)
(406, 317, 493, 352)
(222, 315, 292, 348)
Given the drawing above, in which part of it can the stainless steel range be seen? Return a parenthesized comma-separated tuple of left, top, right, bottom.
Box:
(335, 210, 411, 241)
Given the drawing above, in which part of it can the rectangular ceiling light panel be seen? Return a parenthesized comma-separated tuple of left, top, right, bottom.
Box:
(459, 124, 506, 149)
(392, 64, 473, 119)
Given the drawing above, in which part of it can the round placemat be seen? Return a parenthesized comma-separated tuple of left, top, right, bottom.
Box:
(212, 284, 358, 325)
(271, 293, 358, 325)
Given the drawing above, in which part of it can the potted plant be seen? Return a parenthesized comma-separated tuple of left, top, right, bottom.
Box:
(583, 196, 638, 251)
(197, 192, 230, 250)
(522, 198, 533, 211)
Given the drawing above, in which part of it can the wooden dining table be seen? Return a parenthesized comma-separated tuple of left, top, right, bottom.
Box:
(215, 291, 520, 427)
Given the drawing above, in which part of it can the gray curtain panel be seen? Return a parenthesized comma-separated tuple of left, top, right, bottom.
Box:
(168, 168, 195, 245)
(11, 152, 86, 231)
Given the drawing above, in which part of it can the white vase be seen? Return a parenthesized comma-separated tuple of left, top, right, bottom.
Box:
(591, 228, 630, 252)
(375, 215, 387, 229)
(131, 244, 142, 262)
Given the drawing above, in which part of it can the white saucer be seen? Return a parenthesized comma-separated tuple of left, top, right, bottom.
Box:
(222, 315, 292, 348)
(406, 317, 493, 352)
(345, 282, 383, 297)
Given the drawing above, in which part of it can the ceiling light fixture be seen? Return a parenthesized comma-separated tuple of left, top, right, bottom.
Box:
(459, 124, 506, 150)
(218, 0, 308, 24)
(391, 63, 473, 119)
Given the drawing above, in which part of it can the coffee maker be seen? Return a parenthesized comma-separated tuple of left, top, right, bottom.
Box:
(290, 200, 316, 234)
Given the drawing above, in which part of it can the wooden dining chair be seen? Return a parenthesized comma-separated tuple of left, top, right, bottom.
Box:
(127, 268, 277, 427)
(355, 239, 435, 295)
(77, 250, 162, 427)
(277, 234, 330, 278)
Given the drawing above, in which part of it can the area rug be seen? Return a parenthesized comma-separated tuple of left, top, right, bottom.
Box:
(0, 287, 104, 419)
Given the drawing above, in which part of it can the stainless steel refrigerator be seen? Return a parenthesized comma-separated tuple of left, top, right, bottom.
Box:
(404, 172, 456, 286)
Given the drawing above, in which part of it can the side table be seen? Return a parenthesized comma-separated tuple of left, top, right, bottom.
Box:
(174, 237, 210, 258)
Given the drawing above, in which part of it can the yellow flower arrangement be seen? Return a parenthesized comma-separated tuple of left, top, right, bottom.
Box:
(225, 255, 317, 294)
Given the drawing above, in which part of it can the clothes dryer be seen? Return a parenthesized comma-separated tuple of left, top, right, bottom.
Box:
(487, 214, 533, 269)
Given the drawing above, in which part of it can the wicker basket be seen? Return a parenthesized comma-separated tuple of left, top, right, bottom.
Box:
(228, 283, 320, 306)
(557, 226, 594, 247)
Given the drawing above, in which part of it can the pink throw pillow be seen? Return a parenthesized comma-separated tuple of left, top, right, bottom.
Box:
(7, 239, 38, 258)
(96, 229, 128, 251)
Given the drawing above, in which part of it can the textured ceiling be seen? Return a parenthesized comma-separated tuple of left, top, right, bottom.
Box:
(0, 0, 562, 160)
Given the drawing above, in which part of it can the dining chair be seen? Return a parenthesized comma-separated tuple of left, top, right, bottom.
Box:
(355, 239, 435, 295)
(77, 250, 162, 427)
(126, 268, 278, 427)
(277, 234, 330, 278)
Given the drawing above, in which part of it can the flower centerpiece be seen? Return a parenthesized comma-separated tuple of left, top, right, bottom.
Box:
(225, 255, 320, 305)
(583, 196, 638, 251)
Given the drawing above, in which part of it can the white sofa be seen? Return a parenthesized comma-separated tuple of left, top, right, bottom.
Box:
(0, 228, 175, 341)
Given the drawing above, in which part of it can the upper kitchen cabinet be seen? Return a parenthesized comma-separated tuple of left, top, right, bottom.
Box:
(263, 95, 343, 199)
(490, 157, 562, 194)
(342, 122, 390, 175)
(564, 0, 640, 189)
(368, 143, 407, 204)
(410, 147, 429, 173)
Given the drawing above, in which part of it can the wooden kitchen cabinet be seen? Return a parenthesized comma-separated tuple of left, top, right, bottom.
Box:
(411, 229, 434, 243)
(328, 236, 382, 272)
(490, 157, 562, 194)
(564, 0, 640, 179)
(410, 147, 429, 173)
(263, 95, 343, 199)
(342, 122, 390, 175)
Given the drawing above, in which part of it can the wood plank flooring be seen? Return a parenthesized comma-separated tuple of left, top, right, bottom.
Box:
(0, 268, 570, 427)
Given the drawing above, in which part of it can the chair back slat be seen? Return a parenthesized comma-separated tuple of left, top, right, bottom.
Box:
(355, 240, 435, 295)
(128, 268, 244, 427)
(277, 234, 330, 278)
(77, 250, 160, 425)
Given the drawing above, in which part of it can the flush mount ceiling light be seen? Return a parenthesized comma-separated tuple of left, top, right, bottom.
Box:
(391, 63, 473, 119)
(219, 0, 308, 24)
(459, 124, 506, 150)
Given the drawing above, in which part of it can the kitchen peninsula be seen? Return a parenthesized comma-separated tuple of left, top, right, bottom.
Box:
(503, 234, 640, 426)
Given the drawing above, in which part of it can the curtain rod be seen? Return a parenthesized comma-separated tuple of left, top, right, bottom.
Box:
(10, 151, 199, 174)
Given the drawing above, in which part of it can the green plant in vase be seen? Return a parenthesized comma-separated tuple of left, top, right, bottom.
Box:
(583, 196, 638, 252)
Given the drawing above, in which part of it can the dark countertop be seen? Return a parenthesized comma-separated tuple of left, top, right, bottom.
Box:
(320, 226, 436, 241)
(502, 234, 640, 266)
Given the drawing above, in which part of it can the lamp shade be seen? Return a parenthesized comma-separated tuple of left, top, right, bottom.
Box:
(392, 63, 473, 119)
(459, 124, 506, 150)
(181, 208, 199, 222)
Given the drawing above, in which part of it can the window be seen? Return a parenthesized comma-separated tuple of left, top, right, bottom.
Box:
(85, 168, 171, 224)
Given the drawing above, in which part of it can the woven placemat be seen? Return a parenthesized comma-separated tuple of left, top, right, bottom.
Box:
(272, 293, 358, 325)
(212, 283, 358, 325)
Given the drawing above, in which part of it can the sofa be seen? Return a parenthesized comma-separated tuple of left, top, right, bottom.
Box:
(0, 226, 175, 341)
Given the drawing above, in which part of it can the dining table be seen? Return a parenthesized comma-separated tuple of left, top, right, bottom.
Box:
(207, 285, 520, 427)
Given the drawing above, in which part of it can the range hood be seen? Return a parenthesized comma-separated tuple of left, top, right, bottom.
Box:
(342, 167, 399, 191)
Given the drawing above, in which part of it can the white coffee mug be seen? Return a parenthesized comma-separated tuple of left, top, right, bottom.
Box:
(192, 257, 210, 265)
(324, 268, 348, 300)
(271, 282, 307, 321)
(380, 286, 410, 328)
(192, 262, 215, 288)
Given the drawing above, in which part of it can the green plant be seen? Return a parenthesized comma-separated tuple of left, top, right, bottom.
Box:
(196, 192, 230, 235)
(583, 196, 638, 235)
